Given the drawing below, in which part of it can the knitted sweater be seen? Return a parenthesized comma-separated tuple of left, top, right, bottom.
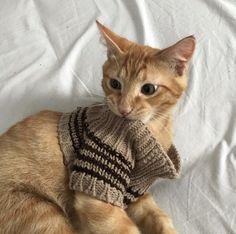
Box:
(58, 105, 181, 208)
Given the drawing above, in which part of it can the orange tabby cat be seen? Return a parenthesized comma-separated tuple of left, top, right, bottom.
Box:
(0, 21, 195, 234)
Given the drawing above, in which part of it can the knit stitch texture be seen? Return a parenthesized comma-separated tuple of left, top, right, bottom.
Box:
(58, 105, 181, 208)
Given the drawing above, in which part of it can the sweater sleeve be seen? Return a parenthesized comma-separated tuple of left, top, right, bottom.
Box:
(123, 143, 181, 206)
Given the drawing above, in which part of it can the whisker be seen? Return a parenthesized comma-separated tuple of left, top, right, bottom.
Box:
(153, 112, 170, 121)
(92, 103, 106, 106)
(152, 118, 172, 137)
(151, 113, 172, 137)
(105, 97, 112, 105)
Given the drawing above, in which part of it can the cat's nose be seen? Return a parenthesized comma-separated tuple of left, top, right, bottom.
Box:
(118, 107, 132, 117)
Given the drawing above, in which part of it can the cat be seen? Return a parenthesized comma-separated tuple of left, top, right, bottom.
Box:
(0, 21, 195, 234)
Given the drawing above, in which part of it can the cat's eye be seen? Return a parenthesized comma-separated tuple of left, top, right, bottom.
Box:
(110, 79, 121, 90)
(141, 83, 158, 95)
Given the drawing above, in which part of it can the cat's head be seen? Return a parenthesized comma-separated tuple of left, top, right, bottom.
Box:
(97, 21, 195, 123)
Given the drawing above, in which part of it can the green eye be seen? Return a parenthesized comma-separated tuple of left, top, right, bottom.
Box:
(110, 79, 121, 90)
(141, 84, 158, 95)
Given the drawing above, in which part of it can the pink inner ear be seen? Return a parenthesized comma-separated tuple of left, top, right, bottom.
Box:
(173, 36, 196, 61)
(96, 21, 131, 55)
(175, 61, 186, 76)
(161, 36, 195, 76)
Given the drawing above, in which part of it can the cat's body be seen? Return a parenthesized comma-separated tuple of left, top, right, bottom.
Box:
(0, 21, 195, 234)
(0, 110, 172, 234)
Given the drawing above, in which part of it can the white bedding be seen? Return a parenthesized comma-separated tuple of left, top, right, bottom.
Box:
(0, 0, 235, 233)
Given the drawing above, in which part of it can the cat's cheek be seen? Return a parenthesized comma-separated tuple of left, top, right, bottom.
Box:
(141, 113, 153, 124)
(106, 98, 121, 117)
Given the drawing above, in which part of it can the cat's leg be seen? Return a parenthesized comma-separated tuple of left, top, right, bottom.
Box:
(0, 191, 77, 234)
(126, 193, 178, 234)
(73, 192, 140, 234)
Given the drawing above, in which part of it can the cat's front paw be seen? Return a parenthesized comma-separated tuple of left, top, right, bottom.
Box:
(152, 220, 178, 234)
(126, 193, 178, 234)
(140, 216, 178, 234)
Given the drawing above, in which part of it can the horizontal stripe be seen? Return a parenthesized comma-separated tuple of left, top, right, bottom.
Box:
(81, 109, 133, 170)
(74, 149, 130, 187)
(71, 164, 125, 193)
(123, 188, 144, 205)
(126, 187, 143, 198)
(80, 140, 131, 175)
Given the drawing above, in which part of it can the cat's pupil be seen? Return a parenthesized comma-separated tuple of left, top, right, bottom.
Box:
(141, 84, 157, 95)
(110, 79, 121, 90)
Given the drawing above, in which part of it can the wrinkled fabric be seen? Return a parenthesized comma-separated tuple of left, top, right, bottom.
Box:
(0, 1, 235, 233)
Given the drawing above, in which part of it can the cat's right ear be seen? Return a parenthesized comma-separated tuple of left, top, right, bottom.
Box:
(96, 21, 130, 59)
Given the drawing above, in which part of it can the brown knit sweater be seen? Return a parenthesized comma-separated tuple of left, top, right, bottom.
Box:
(58, 105, 181, 208)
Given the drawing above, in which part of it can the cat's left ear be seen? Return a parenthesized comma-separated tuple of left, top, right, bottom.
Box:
(158, 36, 196, 76)
(96, 20, 131, 59)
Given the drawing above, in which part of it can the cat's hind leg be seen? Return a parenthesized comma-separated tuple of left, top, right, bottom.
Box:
(0, 190, 76, 234)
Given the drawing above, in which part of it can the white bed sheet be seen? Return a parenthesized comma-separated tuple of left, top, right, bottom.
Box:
(0, 0, 236, 233)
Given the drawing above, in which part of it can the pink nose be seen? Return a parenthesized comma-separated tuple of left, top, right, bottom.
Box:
(118, 107, 132, 117)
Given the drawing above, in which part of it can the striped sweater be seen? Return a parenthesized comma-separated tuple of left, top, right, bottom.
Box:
(58, 105, 181, 208)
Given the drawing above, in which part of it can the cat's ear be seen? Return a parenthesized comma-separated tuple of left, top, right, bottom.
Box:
(158, 36, 196, 76)
(96, 20, 131, 59)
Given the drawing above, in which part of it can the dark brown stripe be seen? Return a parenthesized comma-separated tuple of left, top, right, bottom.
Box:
(80, 142, 131, 175)
(123, 187, 144, 205)
(69, 107, 132, 190)
(71, 164, 125, 193)
(74, 149, 130, 187)
(123, 196, 132, 205)
(76, 107, 132, 173)
(82, 109, 133, 170)
(68, 111, 78, 152)
(126, 187, 143, 198)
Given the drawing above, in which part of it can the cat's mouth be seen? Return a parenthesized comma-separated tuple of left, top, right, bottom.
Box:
(105, 98, 152, 123)
(108, 105, 151, 123)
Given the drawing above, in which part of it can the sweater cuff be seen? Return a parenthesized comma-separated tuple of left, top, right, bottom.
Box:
(124, 144, 181, 205)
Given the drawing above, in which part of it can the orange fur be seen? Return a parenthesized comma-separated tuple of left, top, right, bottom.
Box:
(0, 21, 195, 233)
